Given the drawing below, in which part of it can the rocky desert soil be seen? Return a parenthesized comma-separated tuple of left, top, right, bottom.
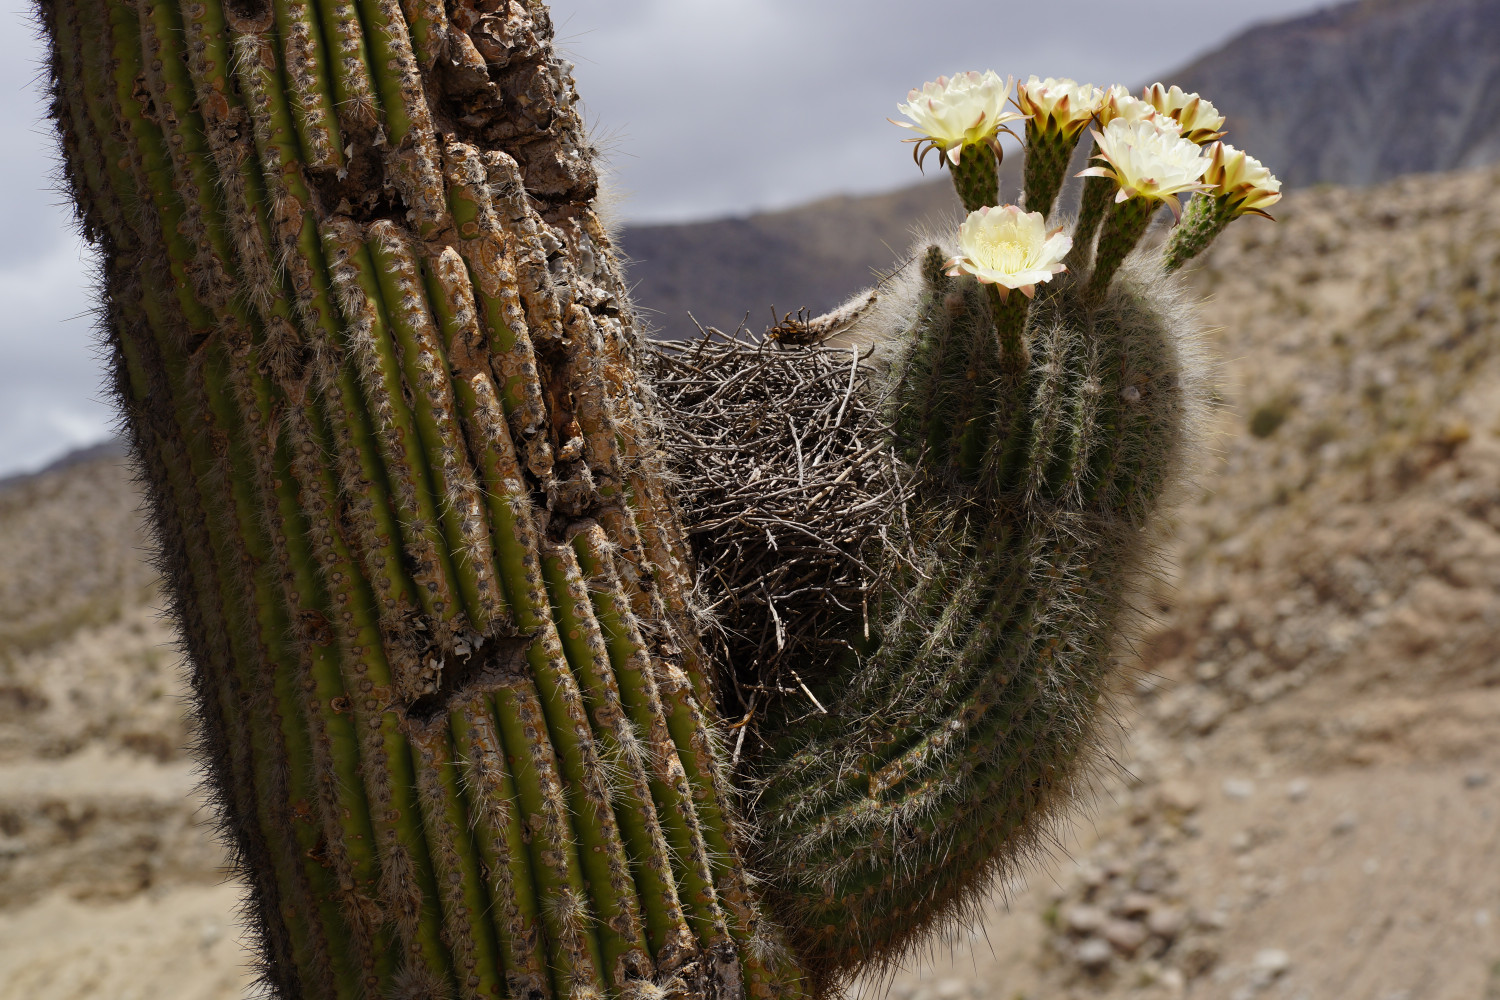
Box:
(2, 164, 1498, 999)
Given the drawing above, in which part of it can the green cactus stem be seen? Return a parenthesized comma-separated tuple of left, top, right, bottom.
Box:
(1022, 121, 1082, 220)
(1164, 191, 1239, 271)
(986, 283, 1033, 374)
(948, 143, 1001, 213)
(1087, 196, 1161, 303)
(1065, 152, 1115, 270)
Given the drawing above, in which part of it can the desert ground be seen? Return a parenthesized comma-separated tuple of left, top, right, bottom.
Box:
(2, 164, 1498, 999)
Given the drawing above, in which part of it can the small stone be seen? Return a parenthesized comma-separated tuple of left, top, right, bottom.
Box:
(1222, 778, 1255, 800)
(1253, 949, 1291, 978)
(1066, 904, 1108, 935)
(1160, 968, 1186, 993)
(1134, 865, 1169, 894)
(1157, 780, 1203, 815)
(1178, 936, 1221, 978)
(1197, 909, 1229, 930)
(933, 978, 968, 1000)
(1104, 918, 1149, 956)
(1465, 771, 1490, 789)
(1332, 811, 1358, 835)
(1076, 861, 1107, 888)
(1147, 906, 1186, 939)
(198, 919, 222, 950)
(1286, 778, 1311, 801)
(1076, 936, 1113, 971)
(1118, 892, 1156, 917)
(1189, 698, 1227, 735)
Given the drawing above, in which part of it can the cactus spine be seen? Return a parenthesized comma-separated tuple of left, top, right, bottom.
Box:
(43, 4, 1266, 995)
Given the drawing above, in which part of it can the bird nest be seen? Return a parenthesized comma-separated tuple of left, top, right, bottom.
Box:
(646, 327, 924, 753)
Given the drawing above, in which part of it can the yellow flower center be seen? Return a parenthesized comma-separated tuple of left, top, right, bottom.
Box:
(975, 234, 1032, 273)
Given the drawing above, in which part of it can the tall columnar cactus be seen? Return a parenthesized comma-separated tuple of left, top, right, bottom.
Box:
(41, 2, 1277, 997)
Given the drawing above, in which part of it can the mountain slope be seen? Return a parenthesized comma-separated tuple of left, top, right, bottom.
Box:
(1170, 0, 1500, 187)
(619, 178, 962, 340)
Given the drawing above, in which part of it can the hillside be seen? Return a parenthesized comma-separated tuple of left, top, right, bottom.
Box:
(1171, 0, 1500, 188)
(619, 177, 964, 341)
(1, 162, 1497, 998)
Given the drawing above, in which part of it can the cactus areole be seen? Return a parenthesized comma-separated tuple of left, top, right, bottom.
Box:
(41, 2, 1260, 997)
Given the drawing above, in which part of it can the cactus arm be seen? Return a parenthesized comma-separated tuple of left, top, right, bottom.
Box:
(1087, 196, 1160, 302)
(1022, 119, 1082, 220)
(1065, 161, 1115, 271)
(749, 250, 1199, 986)
(948, 143, 1001, 213)
(1164, 192, 1239, 271)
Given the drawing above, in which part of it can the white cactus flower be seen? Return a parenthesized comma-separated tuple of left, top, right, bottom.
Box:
(1097, 84, 1172, 130)
(1015, 76, 1103, 139)
(1204, 142, 1282, 218)
(945, 205, 1072, 299)
(893, 71, 1026, 166)
(1143, 83, 1226, 144)
(1077, 118, 1210, 217)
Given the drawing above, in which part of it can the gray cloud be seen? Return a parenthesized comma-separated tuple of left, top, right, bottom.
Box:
(555, 0, 1334, 222)
(0, 0, 1333, 476)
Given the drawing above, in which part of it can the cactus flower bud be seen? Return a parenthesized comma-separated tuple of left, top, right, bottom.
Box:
(1143, 83, 1227, 144)
(945, 204, 1072, 299)
(1077, 118, 1210, 218)
(1097, 84, 1170, 129)
(893, 70, 1026, 167)
(1015, 76, 1103, 140)
(1203, 142, 1283, 219)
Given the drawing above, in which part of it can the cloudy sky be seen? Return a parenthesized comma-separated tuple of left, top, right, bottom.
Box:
(0, 0, 1334, 478)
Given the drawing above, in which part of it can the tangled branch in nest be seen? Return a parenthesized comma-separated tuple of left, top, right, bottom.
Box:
(645, 328, 921, 752)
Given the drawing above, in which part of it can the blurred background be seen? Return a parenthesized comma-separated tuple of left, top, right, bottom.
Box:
(3, 0, 1500, 997)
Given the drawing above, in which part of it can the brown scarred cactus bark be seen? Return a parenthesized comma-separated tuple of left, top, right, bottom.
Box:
(42, 0, 796, 996)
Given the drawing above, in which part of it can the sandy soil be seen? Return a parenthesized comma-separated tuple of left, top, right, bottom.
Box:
(1, 165, 1498, 998)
